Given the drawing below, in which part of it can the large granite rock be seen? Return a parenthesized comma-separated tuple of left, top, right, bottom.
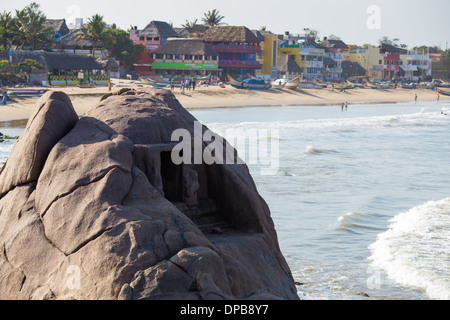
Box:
(0, 88, 298, 300)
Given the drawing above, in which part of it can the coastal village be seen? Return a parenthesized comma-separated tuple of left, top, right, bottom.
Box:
(1, 2, 450, 95)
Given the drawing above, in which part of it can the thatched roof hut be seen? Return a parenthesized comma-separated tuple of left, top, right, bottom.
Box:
(201, 26, 261, 44)
(153, 38, 218, 57)
(341, 60, 366, 78)
(140, 21, 180, 39)
(45, 19, 70, 37)
(60, 28, 95, 48)
(0, 50, 102, 71)
(276, 55, 304, 74)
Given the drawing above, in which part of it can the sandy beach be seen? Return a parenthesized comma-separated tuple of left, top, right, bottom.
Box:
(1, 79, 449, 122)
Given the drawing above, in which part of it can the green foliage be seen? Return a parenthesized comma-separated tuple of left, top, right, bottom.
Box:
(202, 9, 225, 27)
(16, 58, 43, 70)
(107, 27, 142, 68)
(0, 60, 9, 69)
(182, 19, 198, 29)
(13, 2, 53, 50)
(78, 14, 113, 57)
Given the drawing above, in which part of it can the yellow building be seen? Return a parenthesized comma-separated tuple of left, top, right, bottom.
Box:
(255, 33, 279, 77)
(344, 45, 383, 79)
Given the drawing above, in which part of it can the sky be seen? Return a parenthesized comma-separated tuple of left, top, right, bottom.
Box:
(1, 0, 449, 49)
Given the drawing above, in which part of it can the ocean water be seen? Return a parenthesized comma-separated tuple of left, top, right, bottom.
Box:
(191, 101, 450, 300)
(1, 101, 449, 300)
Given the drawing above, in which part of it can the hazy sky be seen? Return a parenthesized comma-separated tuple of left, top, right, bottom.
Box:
(2, 0, 449, 49)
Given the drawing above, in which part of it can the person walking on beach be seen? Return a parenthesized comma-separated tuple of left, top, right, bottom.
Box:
(345, 102, 348, 110)
(415, 94, 418, 103)
(192, 79, 196, 91)
(2, 90, 7, 105)
(108, 80, 112, 91)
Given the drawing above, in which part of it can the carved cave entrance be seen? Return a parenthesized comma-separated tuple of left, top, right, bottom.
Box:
(159, 151, 229, 235)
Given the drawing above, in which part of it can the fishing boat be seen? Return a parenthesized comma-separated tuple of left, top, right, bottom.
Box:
(271, 78, 299, 90)
(6, 88, 49, 96)
(271, 79, 286, 90)
(227, 75, 271, 90)
(284, 78, 299, 90)
(437, 88, 450, 96)
(433, 79, 450, 88)
(401, 83, 416, 89)
(149, 82, 171, 88)
(297, 83, 314, 89)
(346, 80, 365, 88)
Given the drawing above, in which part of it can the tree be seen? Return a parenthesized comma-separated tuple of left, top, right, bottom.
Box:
(182, 19, 198, 29)
(0, 11, 14, 49)
(78, 14, 112, 57)
(379, 36, 407, 48)
(303, 28, 319, 43)
(13, 2, 52, 50)
(202, 9, 225, 27)
(327, 34, 341, 41)
(107, 27, 143, 69)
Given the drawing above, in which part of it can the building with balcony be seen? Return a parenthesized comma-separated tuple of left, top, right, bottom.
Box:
(400, 50, 432, 80)
(201, 26, 262, 78)
(300, 43, 325, 81)
(379, 44, 408, 80)
(130, 21, 181, 75)
(322, 39, 349, 81)
(151, 38, 220, 78)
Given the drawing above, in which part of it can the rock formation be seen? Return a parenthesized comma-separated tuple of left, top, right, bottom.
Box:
(0, 88, 298, 300)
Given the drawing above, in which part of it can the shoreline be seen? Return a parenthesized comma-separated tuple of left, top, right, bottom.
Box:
(1, 80, 449, 123)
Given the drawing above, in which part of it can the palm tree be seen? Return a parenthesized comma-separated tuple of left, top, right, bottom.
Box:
(202, 9, 225, 27)
(0, 11, 14, 49)
(182, 19, 198, 29)
(13, 2, 52, 50)
(78, 14, 112, 57)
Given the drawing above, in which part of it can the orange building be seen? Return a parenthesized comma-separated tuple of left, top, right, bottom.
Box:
(130, 21, 180, 76)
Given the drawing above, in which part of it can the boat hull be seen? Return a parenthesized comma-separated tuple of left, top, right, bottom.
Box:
(227, 75, 271, 90)
(437, 88, 450, 96)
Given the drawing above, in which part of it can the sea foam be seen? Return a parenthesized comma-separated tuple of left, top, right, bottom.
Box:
(368, 198, 450, 300)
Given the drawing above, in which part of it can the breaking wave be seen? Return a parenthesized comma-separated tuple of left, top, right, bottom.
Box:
(368, 198, 450, 300)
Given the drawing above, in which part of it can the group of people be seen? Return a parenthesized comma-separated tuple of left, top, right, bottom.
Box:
(177, 78, 197, 93)
(341, 102, 348, 111)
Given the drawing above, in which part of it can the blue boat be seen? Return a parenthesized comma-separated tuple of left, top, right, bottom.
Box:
(227, 75, 272, 90)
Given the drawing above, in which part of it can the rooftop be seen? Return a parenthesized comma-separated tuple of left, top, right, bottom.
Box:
(202, 26, 261, 44)
(153, 38, 218, 56)
(140, 21, 180, 39)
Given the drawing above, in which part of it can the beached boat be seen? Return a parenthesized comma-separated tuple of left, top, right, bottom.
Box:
(433, 80, 450, 88)
(150, 82, 171, 88)
(437, 88, 450, 96)
(401, 83, 416, 89)
(297, 83, 314, 89)
(227, 75, 272, 90)
(284, 78, 299, 90)
(271, 79, 286, 90)
(6, 88, 49, 96)
(347, 80, 365, 88)
(271, 78, 299, 90)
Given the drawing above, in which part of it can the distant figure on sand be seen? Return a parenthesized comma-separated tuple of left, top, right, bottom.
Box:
(345, 102, 348, 110)
(2, 90, 7, 105)
(108, 80, 112, 91)
(415, 94, 418, 103)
